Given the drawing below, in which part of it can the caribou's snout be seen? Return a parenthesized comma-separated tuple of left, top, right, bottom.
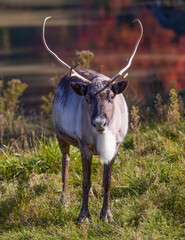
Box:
(92, 116, 107, 134)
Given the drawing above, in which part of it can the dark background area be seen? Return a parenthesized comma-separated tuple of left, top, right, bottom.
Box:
(0, 0, 185, 109)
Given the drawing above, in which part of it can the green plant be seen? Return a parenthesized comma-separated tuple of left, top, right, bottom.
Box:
(0, 79, 28, 127)
(167, 88, 180, 124)
(130, 105, 144, 158)
(40, 92, 54, 116)
(40, 75, 60, 116)
(75, 50, 94, 69)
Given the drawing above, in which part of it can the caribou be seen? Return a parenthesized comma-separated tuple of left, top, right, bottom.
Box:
(42, 17, 143, 222)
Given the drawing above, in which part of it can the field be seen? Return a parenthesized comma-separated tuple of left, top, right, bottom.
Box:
(0, 86, 185, 239)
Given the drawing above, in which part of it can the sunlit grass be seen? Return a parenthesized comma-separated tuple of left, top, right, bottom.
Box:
(0, 88, 185, 239)
(0, 116, 185, 239)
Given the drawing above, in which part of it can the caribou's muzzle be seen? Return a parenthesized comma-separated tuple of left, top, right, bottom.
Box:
(92, 116, 107, 134)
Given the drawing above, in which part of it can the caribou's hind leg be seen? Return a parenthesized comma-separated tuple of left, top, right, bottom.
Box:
(57, 137, 70, 206)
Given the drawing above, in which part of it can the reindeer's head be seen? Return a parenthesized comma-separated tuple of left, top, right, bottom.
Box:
(70, 78, 128, 134)
(42, 17, 143, 134)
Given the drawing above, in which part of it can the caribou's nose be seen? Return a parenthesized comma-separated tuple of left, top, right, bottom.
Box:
(92, 117, 107, 133)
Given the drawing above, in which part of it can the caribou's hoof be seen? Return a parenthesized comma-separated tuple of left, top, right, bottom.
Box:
(77, 216, 90, 225)
(89, 187, 95, 199)
(100, 209, 114, 222)
(77, 211, 91, 224)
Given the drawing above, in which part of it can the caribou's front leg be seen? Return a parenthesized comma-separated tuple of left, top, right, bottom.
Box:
(78, 145, 93, 223)
(100, 157, 115, 222)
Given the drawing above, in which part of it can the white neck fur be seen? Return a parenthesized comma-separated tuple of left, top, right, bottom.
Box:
(96, 129, 116, 164)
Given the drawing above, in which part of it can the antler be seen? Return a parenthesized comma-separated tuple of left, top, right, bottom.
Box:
(109, 19, 143, 84)
(42, 16, 91, 84)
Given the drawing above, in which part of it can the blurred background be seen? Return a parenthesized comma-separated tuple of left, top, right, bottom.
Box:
(0, 0, 185, 110)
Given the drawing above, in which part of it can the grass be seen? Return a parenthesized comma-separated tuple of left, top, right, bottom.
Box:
(0, 117, 185, 239)
(0, 87, 185, 239)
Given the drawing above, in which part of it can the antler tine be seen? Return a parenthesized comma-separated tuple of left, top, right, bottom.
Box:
(109, 19, 143, 84)
(42, 16, 91, 83)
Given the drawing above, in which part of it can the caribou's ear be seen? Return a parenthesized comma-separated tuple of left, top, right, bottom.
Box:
(111, 80, 128, 95)
(70, 82, 88, 96)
